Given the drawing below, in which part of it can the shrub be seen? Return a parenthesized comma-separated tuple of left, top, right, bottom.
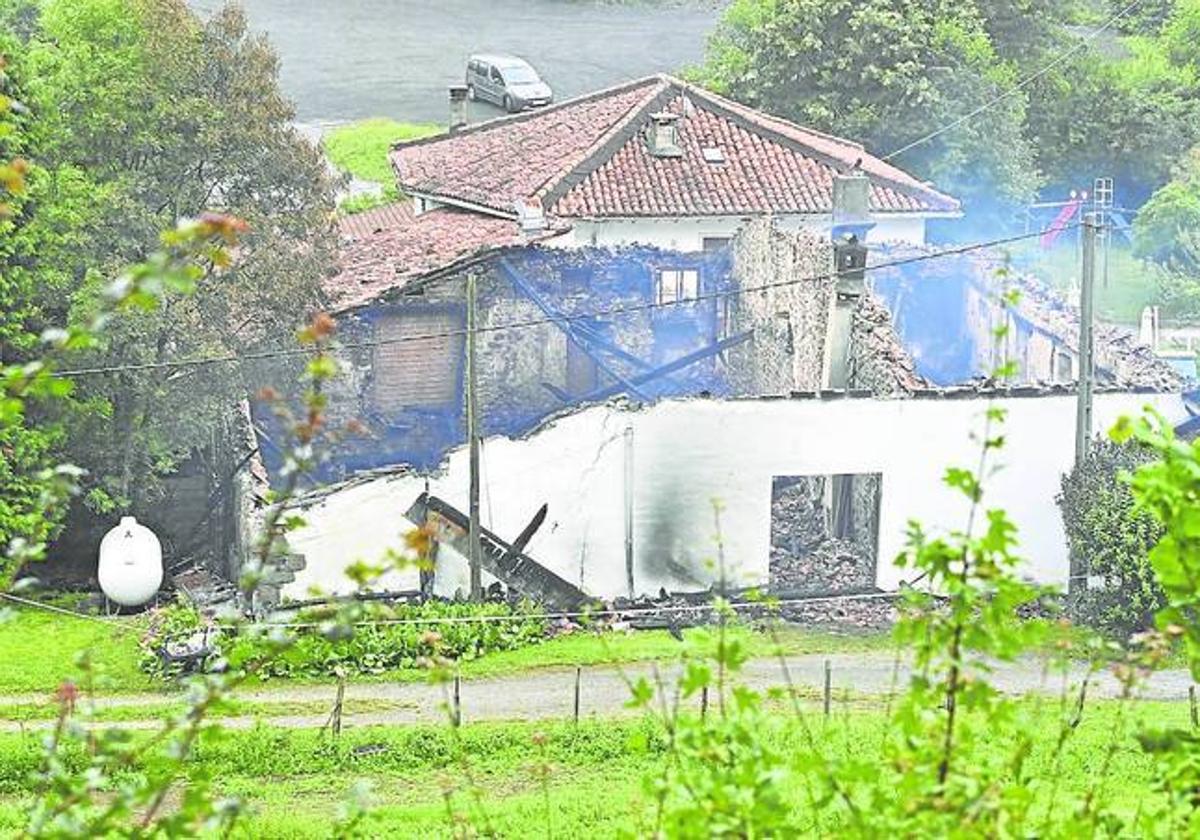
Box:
(1058, 437, 1165, 638)
(138, 599, 552, 681)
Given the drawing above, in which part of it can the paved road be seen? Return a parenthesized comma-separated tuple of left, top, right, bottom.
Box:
(186, 0, 723, 126)
(3, 653, 1195, 731)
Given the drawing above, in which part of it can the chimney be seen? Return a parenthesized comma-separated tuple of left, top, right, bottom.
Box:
(646, 111, 683, 158)
(832, 161, 872, 237)
(824, 163, 874, 391)
(449, 85, 468, 133)
(514, 200, 547, 236)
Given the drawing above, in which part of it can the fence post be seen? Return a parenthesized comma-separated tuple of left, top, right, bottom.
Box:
(573, 667, 582, 724)
(823, 659, 832, 717)
(1191, 686, 1198, 729)
(452, 673, 462, 728)
(701, 685, 709, 720)
(332, 674, 346, 738)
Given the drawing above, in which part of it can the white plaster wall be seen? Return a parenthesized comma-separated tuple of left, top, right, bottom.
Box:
(284, 391, 1183, 601)
(553, 214, 930, 251)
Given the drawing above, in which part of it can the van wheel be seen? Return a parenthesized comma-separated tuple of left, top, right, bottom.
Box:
(466, 84, 476, 101)
(503, 95, 514, 113)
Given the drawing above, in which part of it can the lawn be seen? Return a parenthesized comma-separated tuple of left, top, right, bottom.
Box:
(0, 608, 152, 695)
(0, 700, 1185, 836)
(0, 605, 891, 696)
(323, 118, 442, 184)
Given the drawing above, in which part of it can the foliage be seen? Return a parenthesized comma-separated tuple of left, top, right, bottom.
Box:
(1059, 437, 1165, 638)
(1135, 145, 1200, 270)
(1025, 43, 1200, 205)
(1112, 0, 1179, 36)
(0, 702, 1190, 836)
(696, 0, 1041, 218)
(323, 118, 441, 184)
(0, 32, 67, 583)
(5, 0, 339, 516)
(135, 599, 551, 681)
(1112, 411, 1200, 833)
(136, 595, 204, 679)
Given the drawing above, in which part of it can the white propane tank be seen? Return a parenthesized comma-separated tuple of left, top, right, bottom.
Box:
(97, 516, 163, 607)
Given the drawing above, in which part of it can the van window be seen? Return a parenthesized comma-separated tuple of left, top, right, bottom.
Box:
(503, 66, 538, 85)
(489, 66, 503, 83)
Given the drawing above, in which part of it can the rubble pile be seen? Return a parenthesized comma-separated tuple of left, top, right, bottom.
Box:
(999, 262, 1182, 391)
(770, 538, 877, 595)
(850, 293, 931, 395)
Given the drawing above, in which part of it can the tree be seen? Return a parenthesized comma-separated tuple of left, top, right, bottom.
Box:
(697, 0, 1041, 222)
(0, 30, 67, 583)
(1025, 36, 1200, 204)
(1058, 437, 1165, 638)
(6, 0, 338, 515)
(1135, 146, 1200, 269)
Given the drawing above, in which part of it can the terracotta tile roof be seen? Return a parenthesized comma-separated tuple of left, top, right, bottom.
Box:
(390, 77, 664, 216)
(325, 202, 536, 312)
(388, 74, 959, 221)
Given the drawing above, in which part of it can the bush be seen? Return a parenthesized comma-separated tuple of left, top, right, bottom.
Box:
(1058, 437, 1165, 638)
(138, 599, 552, 681)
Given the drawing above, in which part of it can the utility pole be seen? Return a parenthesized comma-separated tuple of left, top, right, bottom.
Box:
(1074, 214, 1098, 468)
(466, 273, 482, 601)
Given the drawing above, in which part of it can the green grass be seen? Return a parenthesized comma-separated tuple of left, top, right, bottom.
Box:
(0, 606, 891, 696)
(323, 118, 442, 184)
(0, 700, 1186, 836)
(1010, 240, 1160, 325)
(0, 608, 151, 695)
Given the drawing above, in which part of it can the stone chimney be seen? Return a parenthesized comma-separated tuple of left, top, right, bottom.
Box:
(824, 166, 874, 390)
(449, 85, 468, 134)
(646, 111, 683, 158)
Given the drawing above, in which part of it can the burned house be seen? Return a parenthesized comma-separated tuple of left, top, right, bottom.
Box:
(237, 75, 1183, 607)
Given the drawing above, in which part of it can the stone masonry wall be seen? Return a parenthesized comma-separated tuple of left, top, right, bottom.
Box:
(727, 220, 834, 394)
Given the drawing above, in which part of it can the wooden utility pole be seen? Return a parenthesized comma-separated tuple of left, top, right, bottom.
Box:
(466, 273, 482, 601)
(1074, 214, 1099, 468)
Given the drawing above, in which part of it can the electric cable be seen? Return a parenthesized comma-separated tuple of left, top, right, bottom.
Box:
(51, 225, 1071, 380)
(881, 0, 1146, 162)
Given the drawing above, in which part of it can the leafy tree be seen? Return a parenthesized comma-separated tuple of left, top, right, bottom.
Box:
(0, 32, 69, 583)
(697, 0, 1041, 219)
(6, 0, 338, 514)
(975, 0, 1073, 64)
(1026, 23, 1200, 203)
(1058, 437, 1165, 638)
(1112, 0, 1179, 36)
(1134, 146, 1200, 269)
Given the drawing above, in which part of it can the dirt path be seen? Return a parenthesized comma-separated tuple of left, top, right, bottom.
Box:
(3, 652, 1195, 731)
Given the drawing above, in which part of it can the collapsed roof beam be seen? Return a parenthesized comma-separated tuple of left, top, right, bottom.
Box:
(406, 492, 594, 612)
(498, 257, 653, 400)
(572, 329, 754, 404)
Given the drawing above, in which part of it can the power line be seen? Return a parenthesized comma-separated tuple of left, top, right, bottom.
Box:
(881, 0, 1146, 162)
(51, 226, 1067, 380)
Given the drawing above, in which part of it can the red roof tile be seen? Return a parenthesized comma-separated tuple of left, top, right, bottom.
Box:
(390, 78, 663, 216)
(325, 202, 537, 312)
(388, 75, 959, 221)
